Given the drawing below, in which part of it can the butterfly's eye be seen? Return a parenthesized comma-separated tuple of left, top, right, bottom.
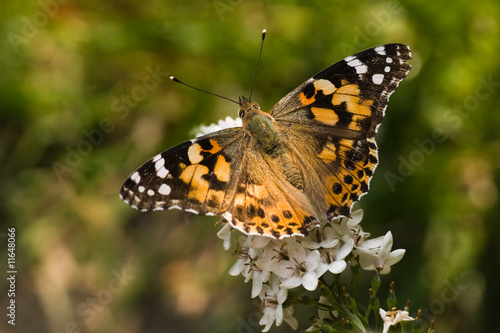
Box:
(252, 104, 260, 109)
(239, 109, 246, 118)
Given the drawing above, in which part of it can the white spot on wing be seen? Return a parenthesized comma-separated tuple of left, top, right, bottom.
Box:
(131, 171, 141, 184)
(157, 167, 169, 179)
(185, 208, 199, 214)
(155, 158, 165, 171)
(347, 58, 362, 67)
(152, 154, 162, 162)
(345, 58, 368, 74)
(138, 186, 145, 193)
(147, 189, 155, 196)
(384, 66, 391, 73)
(372, 74, 384, 85)
(375, 46, 386, 55)
(158, 183, 171, 195)
(386, 57, 393, 63)
(355, 65, 368, 74)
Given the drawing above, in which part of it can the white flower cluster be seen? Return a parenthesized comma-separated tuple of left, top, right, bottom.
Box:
(217, 209, 406, 332)
(194, 116, 242, 137)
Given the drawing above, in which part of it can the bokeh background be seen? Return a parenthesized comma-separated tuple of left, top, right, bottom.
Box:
(1, 0, 499, 332)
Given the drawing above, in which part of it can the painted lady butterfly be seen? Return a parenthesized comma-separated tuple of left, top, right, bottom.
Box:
(120, 42, 411, 239)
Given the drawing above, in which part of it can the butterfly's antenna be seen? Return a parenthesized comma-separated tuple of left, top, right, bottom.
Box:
(248, 29, 267, 102)
(170, 76, 240, 105)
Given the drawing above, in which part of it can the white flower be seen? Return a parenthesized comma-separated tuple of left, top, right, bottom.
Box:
(259, 276, 295, 332)
(316, 238, 354, 275)
(229, 236, 270, 297)
(301, 225, 340, 250)
(354, 231, 406, 274)
(255, 238, 293, 274)
(274, 241, 321, 291)
(217, 222, 233, 250)
(355, 234, 386, 252)
(330, 209, 369, 245)
(195, 116, 242, 136)
(379, 308, 415, 333)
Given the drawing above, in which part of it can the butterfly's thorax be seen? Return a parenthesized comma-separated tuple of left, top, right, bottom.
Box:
(240, 97, 304, 191)
(243, 109, 279, 154)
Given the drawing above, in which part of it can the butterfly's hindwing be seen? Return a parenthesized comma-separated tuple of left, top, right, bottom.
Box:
(317, 136, 378, 219)
(222, 145, 319, 239)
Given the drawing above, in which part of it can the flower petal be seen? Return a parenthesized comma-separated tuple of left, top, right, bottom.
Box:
(347, 209, 364, 227)
(328, 260, 347, 274)
(301, 271, 319, 291)
(378, 231, 394, 258)
(217, 223, 232, 250)
(229, 259, 246, 276)
(336, 238, 354, 260)
(280, 276, 301, 289)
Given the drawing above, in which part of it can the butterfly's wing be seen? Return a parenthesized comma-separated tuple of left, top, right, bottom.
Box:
(221, 141, 319, 239)
(270, 43, 411, 219)
(120, 127, 318, 238)
(120, 127, 246, 215)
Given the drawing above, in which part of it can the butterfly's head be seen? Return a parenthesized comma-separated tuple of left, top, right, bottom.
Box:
(238, 96, 262, 118)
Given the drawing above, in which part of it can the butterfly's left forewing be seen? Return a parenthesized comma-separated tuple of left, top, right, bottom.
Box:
(120, 127, 245, 215)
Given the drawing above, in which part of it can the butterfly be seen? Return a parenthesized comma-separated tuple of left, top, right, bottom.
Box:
(120, 43, 411, 239)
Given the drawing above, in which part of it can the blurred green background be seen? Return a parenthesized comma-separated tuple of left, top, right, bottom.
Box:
(1, 0, 499, 332)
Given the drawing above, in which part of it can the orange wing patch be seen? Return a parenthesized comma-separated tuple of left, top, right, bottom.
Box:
(317, 138, 378, 219)
(179, 164, 211, 203)
(300, 80, 375, 133)
(188, 139, 223, 164)
(214, 154, 231, 182)
(311, 107, 339, 126)
(317, 142, 337, 163)
(299, 79, 338, 106)
(299, 91, 316, 106)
